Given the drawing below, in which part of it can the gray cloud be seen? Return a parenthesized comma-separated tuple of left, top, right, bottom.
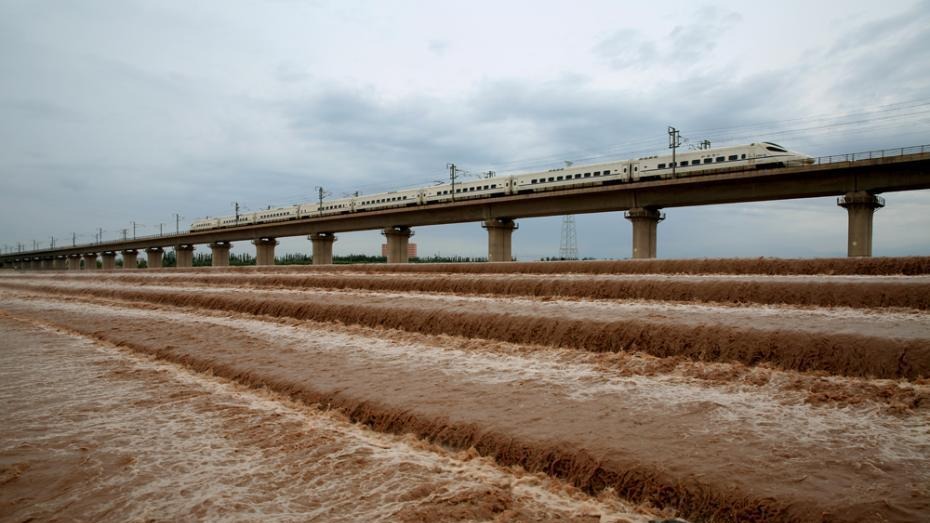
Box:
(824, 0, 930, 102)
(593, 5, 741, 71)
(428, 39, 450, 56)
(0, 1, 927, 259)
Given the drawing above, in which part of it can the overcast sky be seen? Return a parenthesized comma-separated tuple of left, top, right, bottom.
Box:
(2, 0, 929, 260)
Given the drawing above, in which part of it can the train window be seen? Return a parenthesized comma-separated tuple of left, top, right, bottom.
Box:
(584, 173, 591, 177)
(604, 170, 610, 175)
(728, 155, 738, 161)
(557, 176, 563, 181)
(623, 168, 627, 173)
(634, 166, 638, 171)
(658, 163, 666, 169)
(491, 184, 497, 188)
(575, 173, 581, 179)
(531, 179, 537, 183)
(741, 154, 746, 159)
(587, 172, 593, 177)
(548, 177, 554, 182)
(715, 156, 725, 162)
(704, 158, 712, 164)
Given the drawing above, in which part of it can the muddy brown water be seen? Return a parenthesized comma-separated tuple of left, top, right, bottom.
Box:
(14, 271, 930, 309)
(2, 266, 929, 522)
(0, 314, 658, 522)
(4, 279, 929, 379)
(37, 255, 929, 275)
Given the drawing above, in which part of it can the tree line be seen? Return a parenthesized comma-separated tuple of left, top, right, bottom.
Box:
(119, 252, 491, 267)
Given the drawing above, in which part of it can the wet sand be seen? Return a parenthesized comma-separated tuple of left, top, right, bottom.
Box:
(1, 259, 929, 522)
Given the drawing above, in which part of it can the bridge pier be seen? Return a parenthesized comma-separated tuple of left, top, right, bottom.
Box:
(210, 241, 231, 267)
(309, 233, 336, 265)
(100, 252, 117, 270)
(838, 191, 885, 257)
(121, 249, 138, 269)
(53, 257, 67, 270)
(82, 253, 98, 270)
(39, 258, 52, 270)
(175, 244, 195, 268)
(483, 218, 517, 262)
(382, 227, 413, 263)
(624, 208, 665, 259)
(68, 254, 82, 270)
(146, 247, 164, 269)
(253, 238, 278, 266)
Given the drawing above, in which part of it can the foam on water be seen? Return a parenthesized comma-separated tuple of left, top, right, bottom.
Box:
(5, 296, 929, 472)
(7, 277, 930, 339)
(0, 314, 658, 522)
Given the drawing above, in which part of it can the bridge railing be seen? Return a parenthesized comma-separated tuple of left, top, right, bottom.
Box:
(6, 144, 930, 258)
(814, 144, 929, 165)
(4, 230, 193, 257)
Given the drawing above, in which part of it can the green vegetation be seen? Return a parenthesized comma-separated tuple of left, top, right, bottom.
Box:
(165, 251, 489, 266)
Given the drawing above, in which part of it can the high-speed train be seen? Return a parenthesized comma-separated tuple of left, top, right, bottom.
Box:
(191, 142, 813, 231)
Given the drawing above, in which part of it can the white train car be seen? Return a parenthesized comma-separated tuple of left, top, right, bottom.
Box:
(189, 141, 813, 231)
(424, 177, 514, 203)
(191, 218, 220, 231)
(512, 159, 633, 194)
(254, 205, 298, 224)
(634, 142, 812, 181)
(192, 211, 259, 231)
(353, 187, 422, 212)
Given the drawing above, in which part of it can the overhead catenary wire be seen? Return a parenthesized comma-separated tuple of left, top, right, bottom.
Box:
(244, 98, 930, 206)
(32, 99, 928, 248)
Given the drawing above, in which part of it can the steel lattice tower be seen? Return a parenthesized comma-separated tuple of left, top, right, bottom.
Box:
(559, 215, 578, 259)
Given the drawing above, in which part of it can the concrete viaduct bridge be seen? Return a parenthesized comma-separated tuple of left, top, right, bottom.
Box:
(3, 145, 930, 270)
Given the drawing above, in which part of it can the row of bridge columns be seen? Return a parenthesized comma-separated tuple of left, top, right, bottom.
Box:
(620, 190, 884, 259)
(1, 193, 887, 270)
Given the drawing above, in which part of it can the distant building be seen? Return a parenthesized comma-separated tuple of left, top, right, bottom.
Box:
(381, 243, 417, 258)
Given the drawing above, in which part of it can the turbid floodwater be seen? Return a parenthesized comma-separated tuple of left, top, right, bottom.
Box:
(1, 258, 929, 522)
